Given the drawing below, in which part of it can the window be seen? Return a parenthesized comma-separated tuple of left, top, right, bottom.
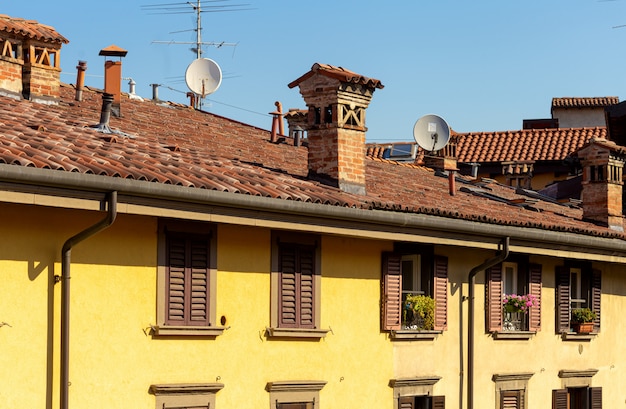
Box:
(266, 381, 326, 409)
(556, 264, 601, 334)
(154, 220, 223, 336)
(268, 232, 328, 338)
(492, 373, 533, 409)
(398, 396, 445, 409)
(382, 244, 448, 335)
(390, 377, 443, 409)
(149, 383, 224, 409)
(486, 258, 541, 335)
(554, 369, 600, 408)
(552, 387, 602, 409)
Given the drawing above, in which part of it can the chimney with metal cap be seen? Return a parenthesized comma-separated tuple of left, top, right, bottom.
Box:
(75, 61, 87, 102)
(99, 45, 127, 117)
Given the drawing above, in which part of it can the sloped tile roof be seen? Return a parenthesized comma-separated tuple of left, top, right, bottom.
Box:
(454, 127, 606, 163)
(552, 96, 619, 109)
(0, 83, 622, 240)
(0, 14, 68, 44)
(288, 63, 384, 90)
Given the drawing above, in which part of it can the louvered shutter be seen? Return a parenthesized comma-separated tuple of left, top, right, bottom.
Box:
(433, 256, 448, 331)
(552, 389, 568, 409)
(556, 266, 570, 333)
(382, 253, 402, 331)
(501, 390, 521, 409)
(398, 396, 414, 409)
(592, 269, 601, 332)
(166, 235, 210, 326)
(590, 387, 602, 409)
(528, 264, 542, 331)
(279, 245, 298, 328)
(487, 264, 503, 332)
(298, 246, 316, 328)
(431, 395, 445, 409)
(278, 244, 316, 328)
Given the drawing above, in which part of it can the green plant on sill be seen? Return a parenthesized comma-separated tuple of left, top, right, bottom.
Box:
(404, 294, 435, 330)
(571, 307, 596, 323)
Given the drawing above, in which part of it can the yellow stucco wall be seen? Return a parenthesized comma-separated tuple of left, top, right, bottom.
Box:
(0, 202, 393, 409)
(4, 200, 626, 409)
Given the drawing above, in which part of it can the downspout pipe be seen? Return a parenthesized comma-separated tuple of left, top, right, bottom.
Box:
(60, 191, 117, 409)
(467, 236, 509, 409)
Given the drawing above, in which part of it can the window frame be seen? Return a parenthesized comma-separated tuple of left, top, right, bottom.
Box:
(267, 231, 328, 338)
(389, 377, 444, 409)
(382, 247, 448, 339)
(149, 383, 224, 409)
(266, 380, 326, 409)
(487, 257, 541, 338)
(154, 220, 223, 337)
(556, 264, 601, 336)
(492, 373, 533, 409)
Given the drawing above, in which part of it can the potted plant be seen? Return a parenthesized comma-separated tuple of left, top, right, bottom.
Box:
(502, 294, 537, 331)
(403, 294, 435, 330)
(571, 307, 596, 334)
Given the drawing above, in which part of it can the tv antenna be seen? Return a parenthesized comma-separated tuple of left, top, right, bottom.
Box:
(144, 1, 249, 59)
(413, 114, 451, 153)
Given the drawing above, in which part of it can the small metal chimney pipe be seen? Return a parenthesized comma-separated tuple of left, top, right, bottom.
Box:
(151, 84, 160, 101)
(75, 61, 87, 102)
(98, 93, 114, 131)
(128, 78, 136, 95)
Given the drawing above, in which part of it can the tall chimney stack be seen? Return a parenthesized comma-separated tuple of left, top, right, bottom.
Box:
(577, 138, 625, 231)
(99, 45, 127, 117)
(288, 63, 383, 195)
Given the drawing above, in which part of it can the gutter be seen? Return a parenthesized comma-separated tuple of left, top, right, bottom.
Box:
(0, 165, 625, 257)
(466, 237, 509, 409)
(60, 191, 117, 409)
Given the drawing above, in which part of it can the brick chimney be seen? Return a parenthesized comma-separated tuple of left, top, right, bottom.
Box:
(99, 45, 127, 117)
(0, 15, 68, 102)
(288, 63, 383, 195)
(577, 138, 625, 231)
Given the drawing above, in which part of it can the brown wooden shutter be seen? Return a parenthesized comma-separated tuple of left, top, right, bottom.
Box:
(590, 386, 602, 409)
(552, 389, 568, 409)
(189, 238, 210, 324)
(556, 266, 570, 333)
(166, 235, 210, 326)
(528, 263, 542, 331)
(431, 395, 445, 409)
(433, 255, 448, 331)
(382, 253, 402, 331)
(501, 390, 521, 409)
(166, 236, 186, 324)
(278, 244, 315, 328)
(592, 269, 601, 332)
(398, 396, 414, 409)
(298, 246, 316, 328)
(279, 245, 298, 328)
(487, 264, 503, 332)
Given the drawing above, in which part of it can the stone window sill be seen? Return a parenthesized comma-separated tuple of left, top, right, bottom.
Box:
(152, 325, 226, 337)
(492, 331, 535, 340)
(390, 330, 441, 340)
(266, 327, 330, 339)
(561, 332, 598, 341)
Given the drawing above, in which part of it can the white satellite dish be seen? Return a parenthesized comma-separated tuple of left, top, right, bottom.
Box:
(185, 58, 222, 97)
(413, 114, 451, 152)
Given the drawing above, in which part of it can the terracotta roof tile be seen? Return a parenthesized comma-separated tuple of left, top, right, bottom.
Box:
(0, 14, 68, 44)
(552, 96, 619, 109)
(0, 83, 622, 240)
(288, 63, 384, 90)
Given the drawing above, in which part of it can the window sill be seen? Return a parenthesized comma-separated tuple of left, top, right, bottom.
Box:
(492, 331, 535, 340)
(152, 325, 226, 337)
(390, 330, 441, 340)
(266, 327, 330, 339)
(561, 332, 598, 341)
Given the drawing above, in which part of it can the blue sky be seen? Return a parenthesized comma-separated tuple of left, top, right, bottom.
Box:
(4, 1, 626, 142)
